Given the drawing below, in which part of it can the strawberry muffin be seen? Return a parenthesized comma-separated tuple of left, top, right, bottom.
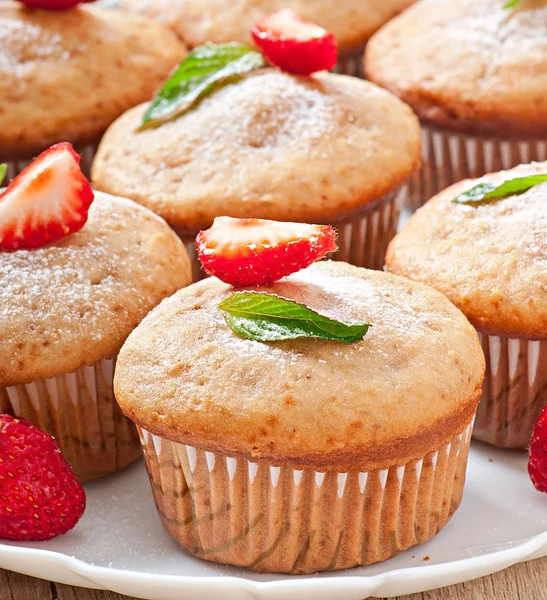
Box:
(387, 162, 547, 449)
(117, 0, 415, 77)
(0, 0, 185, 182)
(0, 144, 192, 481)
(114, 217, 484, 573)
(366, 0, 547, 207)
(92, 46, 421, 280)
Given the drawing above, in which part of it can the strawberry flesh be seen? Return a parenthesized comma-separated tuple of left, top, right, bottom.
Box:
(196, 216, 337, 287)
(251, 9, 338, 75)
(18, 0, 97, 9)
(0, 142, 94, 251)
(0, 415, 86, 542)
(529, 405, 547, 493)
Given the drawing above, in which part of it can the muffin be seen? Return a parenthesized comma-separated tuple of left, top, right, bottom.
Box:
(386, 162, 547, 449)
(92, 70, 421, 279)
(117, 0, 415, 77)
(0, 2, 185, 181)
(114, 260, 484, 573)
(365, 0, 547, 208)
(0, 192, 192, 481)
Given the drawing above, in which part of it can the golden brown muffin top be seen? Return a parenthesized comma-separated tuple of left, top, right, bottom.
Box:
(118, 0, 415, 54)
(92, 71, 421, 234)
(365, 0, 547, 138)
(387, 162, 547, 339)
(0, 192, 192, 386)
(0, 3, 186, 160)
(114, 261, 484, 471)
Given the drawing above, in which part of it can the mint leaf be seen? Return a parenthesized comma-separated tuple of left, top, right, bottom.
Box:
(139, 43, 266, 130)
(503, 0, 520, 8)
(452, 174, 547, 205)
(0, 164, 6, 186)
(219, 292, 370, 344)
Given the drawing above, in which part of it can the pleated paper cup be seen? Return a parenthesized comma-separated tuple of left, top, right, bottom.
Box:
(334, 47, 366, 78)
(179, 186, 406, 283)
(475, 334, 547, 449)
(0, 357, 141, 482)
(137, 418, 474, 574)
(3, 141, 99, 184)
(408, 127, 547, 209)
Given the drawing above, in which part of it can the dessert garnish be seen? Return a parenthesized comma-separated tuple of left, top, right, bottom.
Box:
(219, 292, 370, 343)
(196, 216, 337, 287)
(529, 405, 547, 493)
(452, 174, 547, 205)
(17, 0, 97, 8)
(503, 0, 521, 7)
(196, 217, 370, 343)
(0, 165, 6, 187)
(0, 415, 86, 541)
(139, 10, 338, 129)
(251, 9, 338, 76)
(0, 142, 94, 250)
(140, 43, 266, 130)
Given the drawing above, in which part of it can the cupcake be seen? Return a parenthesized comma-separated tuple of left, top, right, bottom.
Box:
(117, 0, 415, 77)
(92, 66, 420, 280)
(0, 1, 185, 182)
(114, 215, 484, 573)
(386, 162, 547, 449)
(365, 0, 547, 208)
(0, 143, 192, 481)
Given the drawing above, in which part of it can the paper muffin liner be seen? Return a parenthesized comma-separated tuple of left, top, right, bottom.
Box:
(474, 333, 547, 449)
(3, 142, 99, 184)
(334, 47, 366, 78)
(408, 127, 547, 209)
(137, 417, 473, 574)
(179, 186, 406, 283)
(0, 358, 141, 482)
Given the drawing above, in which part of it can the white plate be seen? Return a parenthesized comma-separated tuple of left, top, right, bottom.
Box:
(1, 441, 546, 600)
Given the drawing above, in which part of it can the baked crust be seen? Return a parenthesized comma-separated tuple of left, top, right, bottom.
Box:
(0, 192, 192, 386)
(365, 0, 547, 138)
(114, 262, 485, 471)
(386, 162, 547, 339)
(0, 3, 185, 160)
(92, 71, 421, 233)
(117, 0, 415, 54)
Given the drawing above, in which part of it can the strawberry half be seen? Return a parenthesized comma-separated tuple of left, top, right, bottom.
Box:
(196, 217, 337, 287)
(251, 9, 338, 75)
(0, 143, 94, 251)
(0, 415, 86, 542)
(17, 0, 97, 9)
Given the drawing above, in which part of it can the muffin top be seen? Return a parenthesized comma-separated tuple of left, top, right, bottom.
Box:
(117, 0, 415, 54)
(92, 71, 421, 234)
(386, 162, 547, 339)
(114, 261, 484, 471)
(0, 3, 186, 160)
(0, 192, 192, 386)
(365, 0, 547, 138)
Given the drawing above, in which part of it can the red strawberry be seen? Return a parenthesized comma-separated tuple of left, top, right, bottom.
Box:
(17, 0, 97, 9)
(0, 415, 86, 541)
(529, 405, 547, 493)
(251, 9, 338, 75)
(196, 216, 337, 287)
(0, 142, 94, 251)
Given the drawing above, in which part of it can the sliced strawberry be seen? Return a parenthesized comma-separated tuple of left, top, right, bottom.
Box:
(0, 143, 94, 251)
(196, 217, 337, 287)
(251, 9, 338, 76)
(17, 0, 97, 9)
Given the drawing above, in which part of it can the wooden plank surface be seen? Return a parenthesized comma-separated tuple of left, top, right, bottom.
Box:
(2, 559, 547, 600)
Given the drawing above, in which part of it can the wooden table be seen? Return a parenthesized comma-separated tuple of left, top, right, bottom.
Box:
(3, 559, 547, 600)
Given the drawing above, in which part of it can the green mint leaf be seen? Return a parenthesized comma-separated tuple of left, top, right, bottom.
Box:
(0, 164, 6, 186)
(452, 174, 547, 205)
(139, 43, 266, 130)
(219, 292, 370, 344)
(503, 0, 521, 8)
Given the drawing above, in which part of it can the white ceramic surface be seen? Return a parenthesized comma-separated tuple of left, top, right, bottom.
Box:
(1, 442, 546, 599)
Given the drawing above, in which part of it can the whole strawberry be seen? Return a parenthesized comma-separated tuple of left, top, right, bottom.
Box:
(0, 415, 86, 541)
(529, 405, 547, 493)
(18, 0, 97, 9)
